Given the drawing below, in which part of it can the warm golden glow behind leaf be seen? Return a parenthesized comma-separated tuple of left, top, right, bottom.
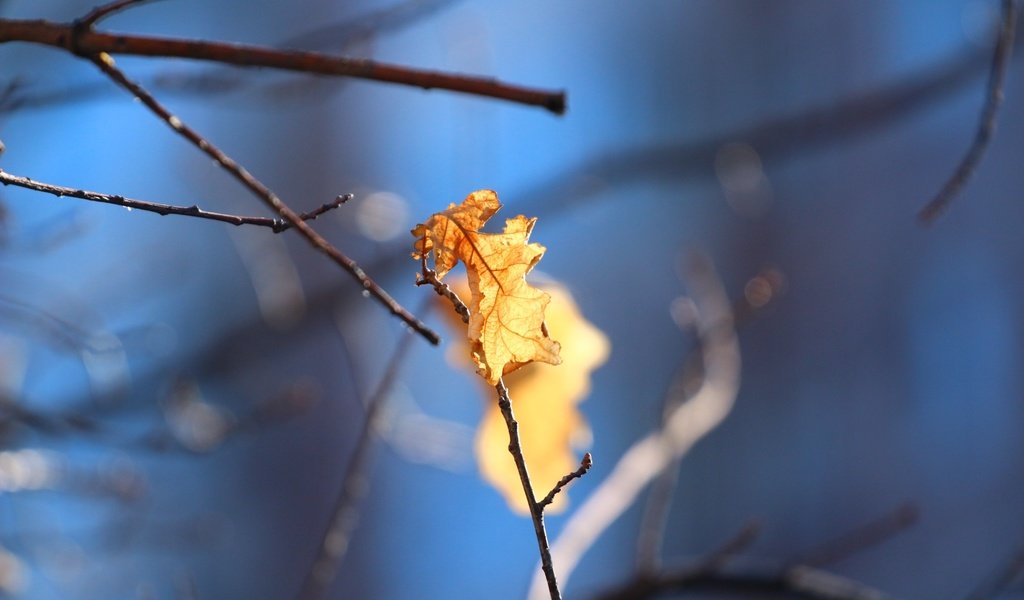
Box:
(477, 285, 610, 514)
(413, 190, 561, 384)
(439, 281, 610, 515)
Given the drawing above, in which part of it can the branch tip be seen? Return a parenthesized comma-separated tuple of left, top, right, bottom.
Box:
(539, 452, 593, 510)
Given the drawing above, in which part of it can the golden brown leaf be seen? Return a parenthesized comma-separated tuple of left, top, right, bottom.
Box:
(413, 190, 561, 384)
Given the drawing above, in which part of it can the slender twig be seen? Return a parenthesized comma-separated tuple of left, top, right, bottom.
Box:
(419, 265, 561, 599)
(0, 400, 103, 437)
(791, 503, 919, 569)
(0, 18, 565, 113)
(77, 0, 160, 28)
(294, 195, 352, 227)
(494, 379, 562, 600)
(538, 452, 592, 510)
(0, 169, 349, 232)
(966, 543, 1024, 600)
(415, 260, 471, 323)
(691, 522, 762, 575)
(634, 448, 681, 573)
(918, 0, 1017, 223)
(602, 522, 762, 600)
(297, 320, 420, 600)
(82, 51, 438, 344)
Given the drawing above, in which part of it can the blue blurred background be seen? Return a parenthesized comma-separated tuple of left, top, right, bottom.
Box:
(2, 0, 1024, 598)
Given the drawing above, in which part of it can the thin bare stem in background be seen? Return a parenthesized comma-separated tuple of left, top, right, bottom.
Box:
(0, 16, 565, 113)
(601, 503, 917, 600)
(791, 503, 919, 569)
(918, 0, 1018, 223)
(82, 49, 438, 344)
(77, 0, 162, 28)
(967, 543, 1024, 600)
(601, 564, 893, 600)
(516, 24, 1023, 221)
(297, 321, 420, 600)
(528, 252, 740, 600)
(688, 522, 762, 574)
(0, 169, 349, 232)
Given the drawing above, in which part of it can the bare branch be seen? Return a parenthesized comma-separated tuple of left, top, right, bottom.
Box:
(494, 379, 562, 600)
(602, 522, 761, 600)
(415, 260, 471, 323)
(83, 51, 438, 344)
(538, 452, 592, 511)
(691, 522, 762, 575)
(297, 324, 419, 600)
(600, 564, 893, 600)
(967, 543, 1024, 600)
(918, 0, 1017, 223)
(0, 168, 349, 232)
(0, 18, 565, 113)
(792, 503, 919, 569)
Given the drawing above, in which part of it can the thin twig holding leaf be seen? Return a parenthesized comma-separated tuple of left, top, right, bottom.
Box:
(413, 190, 568, 599)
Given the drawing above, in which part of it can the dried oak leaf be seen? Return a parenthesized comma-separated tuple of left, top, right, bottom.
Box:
(412, 190, 561, 384)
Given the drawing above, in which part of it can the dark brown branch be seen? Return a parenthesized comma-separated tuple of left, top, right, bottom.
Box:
(495, 379, 562, 600)
(0, 18, 565, 114)
(918, 0, 1017, 223)
(84, 51, 439, 344)
(0, 168, 349, 232)
(538, 452, 592, 510)
(599, 564, 892, 600)
(297, 324, 419, 600)
(611, 524, 761, 599)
